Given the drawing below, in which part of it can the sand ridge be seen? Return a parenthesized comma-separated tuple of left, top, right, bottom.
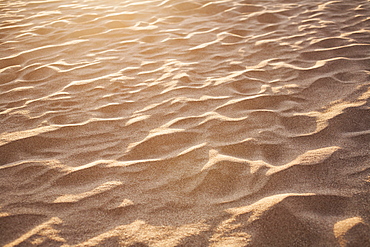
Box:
(1, 0, 370, 246)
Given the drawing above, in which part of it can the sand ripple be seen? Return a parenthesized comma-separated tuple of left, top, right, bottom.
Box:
(1, 0, 370, 246)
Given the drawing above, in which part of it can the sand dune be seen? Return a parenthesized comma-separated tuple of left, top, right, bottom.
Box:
(1, 0, 369, 246)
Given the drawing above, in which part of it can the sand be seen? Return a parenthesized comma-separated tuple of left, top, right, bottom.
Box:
(1, 0, 370, 246)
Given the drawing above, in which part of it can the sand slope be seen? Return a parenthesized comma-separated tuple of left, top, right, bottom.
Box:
(1, 0, 370, 246)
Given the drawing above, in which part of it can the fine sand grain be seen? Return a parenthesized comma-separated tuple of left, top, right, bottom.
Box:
(1, 0, 370, 246)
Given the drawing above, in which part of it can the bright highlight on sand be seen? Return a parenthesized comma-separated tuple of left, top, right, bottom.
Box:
(1, 0, 370, 246)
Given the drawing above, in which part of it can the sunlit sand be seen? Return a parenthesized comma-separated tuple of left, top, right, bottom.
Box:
(1, 0, 370, 246)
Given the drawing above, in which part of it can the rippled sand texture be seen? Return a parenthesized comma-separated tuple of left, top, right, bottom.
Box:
(1, 0, 370, 246)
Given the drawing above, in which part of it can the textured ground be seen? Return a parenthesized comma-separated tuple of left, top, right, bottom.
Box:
(1, 0, 370, 246)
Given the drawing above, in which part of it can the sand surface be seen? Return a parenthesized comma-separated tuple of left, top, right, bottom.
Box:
(1, 0, 370, 246)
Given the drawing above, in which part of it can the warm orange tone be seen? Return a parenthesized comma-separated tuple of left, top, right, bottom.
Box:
(1, 0, 369, 246)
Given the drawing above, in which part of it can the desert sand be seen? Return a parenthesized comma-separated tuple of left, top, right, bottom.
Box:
(1, 0, 370, 246)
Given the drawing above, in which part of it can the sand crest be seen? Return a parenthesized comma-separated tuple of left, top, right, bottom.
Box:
(1, 0, 369, 246)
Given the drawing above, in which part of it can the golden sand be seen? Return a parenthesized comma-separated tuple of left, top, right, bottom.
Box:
(1, 0, 369, 246)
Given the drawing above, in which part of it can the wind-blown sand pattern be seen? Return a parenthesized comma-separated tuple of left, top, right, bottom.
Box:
(1, 0, 370, 246)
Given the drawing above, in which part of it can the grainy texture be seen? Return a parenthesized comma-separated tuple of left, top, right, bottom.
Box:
(1, 0, 370, 246)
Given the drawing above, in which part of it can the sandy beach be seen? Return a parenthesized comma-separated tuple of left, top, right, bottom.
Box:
(1, 0, 370, 246)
